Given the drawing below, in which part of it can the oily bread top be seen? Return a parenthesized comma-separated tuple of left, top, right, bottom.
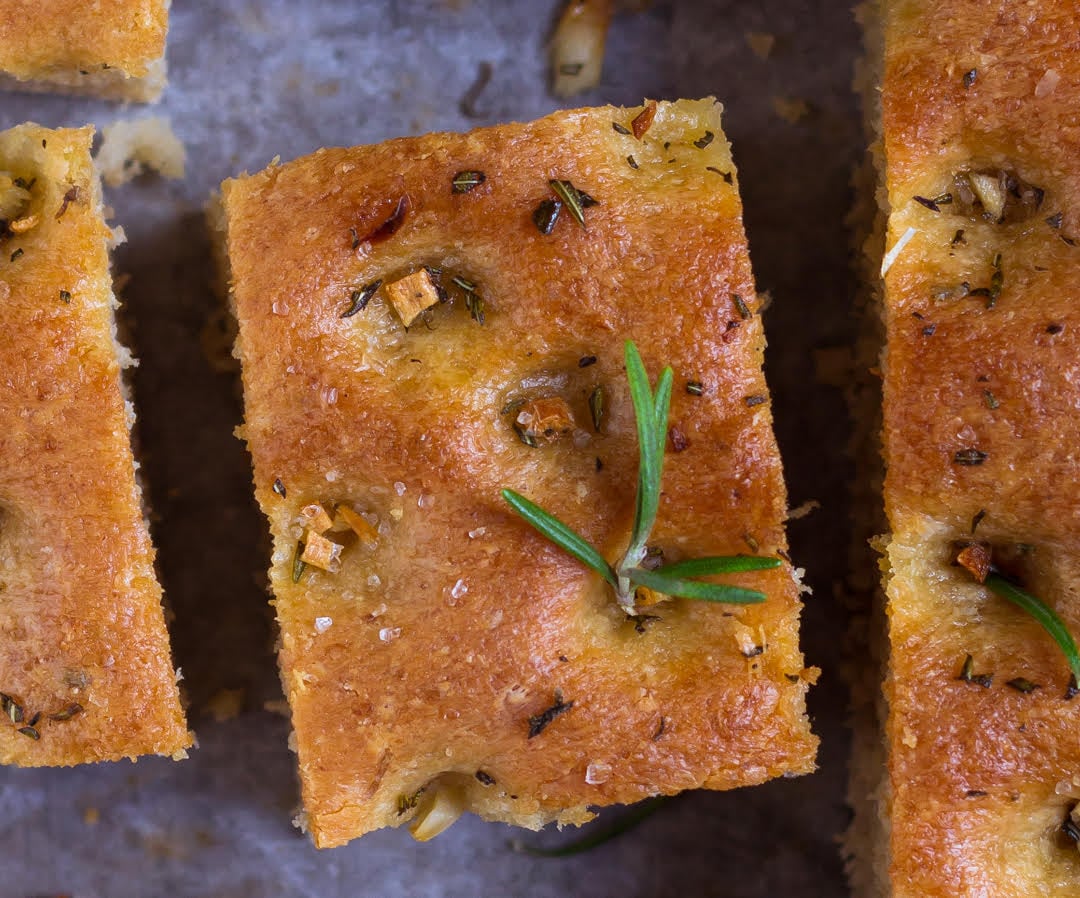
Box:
(0, 124, 190, 765)
(222, 99, 817, 847)
(881, 2, 1080, 895)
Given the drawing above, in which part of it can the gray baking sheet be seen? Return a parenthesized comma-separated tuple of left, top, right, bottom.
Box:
(0, 1, 861, 895)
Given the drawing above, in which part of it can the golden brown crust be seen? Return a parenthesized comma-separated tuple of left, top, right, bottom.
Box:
(220, 99, 816, 848)
(0, 1, 168, 101)
(0, 124, 190, 765)
(880, 2, 1080, 894)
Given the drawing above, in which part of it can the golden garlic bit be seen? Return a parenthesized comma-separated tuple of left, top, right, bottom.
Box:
(384, 268, 442, 327)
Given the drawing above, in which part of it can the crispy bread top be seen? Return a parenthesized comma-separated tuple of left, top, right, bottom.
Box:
(222, 100, 816, 847)
(881, 2, 1080, 894)
(0, 124, 190, 765)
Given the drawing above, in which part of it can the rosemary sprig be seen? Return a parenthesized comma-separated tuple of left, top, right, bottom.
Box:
(501, 341, 780, 614)
(985, 572, 1080, 683)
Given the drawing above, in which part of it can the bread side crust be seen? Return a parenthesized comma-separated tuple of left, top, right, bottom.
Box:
(0, 1, 168, 102)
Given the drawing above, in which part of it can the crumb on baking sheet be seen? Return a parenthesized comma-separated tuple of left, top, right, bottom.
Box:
(204, 688, 245, 722)
(772, 96, 810, 124)
(96, 117, 186, 187)
(746, 31, 775, 60)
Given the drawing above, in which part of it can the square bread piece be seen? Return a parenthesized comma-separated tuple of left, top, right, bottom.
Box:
(0, 1, 169, 101)
(218, 99, 818, 848)
(869, 2, 1080, 895)
(0, 124, 190, 765)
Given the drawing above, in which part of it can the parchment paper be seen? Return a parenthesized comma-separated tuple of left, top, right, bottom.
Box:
(0, 2, 862, 895)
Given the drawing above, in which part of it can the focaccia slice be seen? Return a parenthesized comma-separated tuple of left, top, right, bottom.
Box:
(0, 0, 169, 101)
(217, 99, 817, 848)
(0, 124, 191, 765)
(869, 2, 1080, 895)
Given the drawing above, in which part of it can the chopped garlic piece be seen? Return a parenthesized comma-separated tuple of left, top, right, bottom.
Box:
(384, 268, 441, 326)
(515, 396, 576, 444)
(298, 503, 333, 535)
(335, 504, 379, 544)
(300, 532, 343, 572)
(8, 213, 38, 233)
(966, 172, 1006, 222)
(409, 783, 466, 842)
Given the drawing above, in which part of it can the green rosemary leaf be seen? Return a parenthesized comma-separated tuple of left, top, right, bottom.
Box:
(512, 797, 667, 857)
(628, 567, 766, 604)
(624, 342, 661, 564)
(656, 555, 782, 577)
(501, 489, 616, 586)
(985, 573, 1080, 683)
(652, 365, 673, 459)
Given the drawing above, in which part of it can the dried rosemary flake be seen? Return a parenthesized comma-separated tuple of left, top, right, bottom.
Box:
(475, 770, 496, 786)
(1, 693, 22, 724)
(549, 179, 590, 228)
(951, 229, 966, 246)
(732, 293, 752, 319)
(963, 68, 977, 88)
(9, 247, 22, 262)
(685, 380, 704, 396)
(706, 166, 734, 183)
(983, 390, 999, 410)
(451, 170, 487, 194)
(626, 155, 639, 170)
(532, 198, 562, 235)
(527, 692, 574, 738)
(48, 703, 83, 722)
(59, 289, 71, 304)
(958, 654, 993, 687)
(291, 541, 307, 583)
(971, 509, 987, 533)
(954, 448, 988, 466)
(1047, 212, 1064, 229)
(652, 717, 666, 741)
(17, 726, 39, 740)
(1047, 323, 1064, 335)
(272, 478, 287, 498)
(631, 102, 657, 139)
(1067, 676, 1079, 700)
(987, 253, 1003, 308)
(340, 279, 382, 319)
(465, 290, 486, 325)
(914, 195, 946, 212)
(578, 355, 597, 368)
(588, 385, 604, 432)
(693, 130, 715, 150)
(1006, 677, 1039, 694)
(397, 789, 424, 816)
(55, 185, 80, 220)
(612, 122, 631, 135)
(349, 227, 360, 250)
(744, 394, 767, 407)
